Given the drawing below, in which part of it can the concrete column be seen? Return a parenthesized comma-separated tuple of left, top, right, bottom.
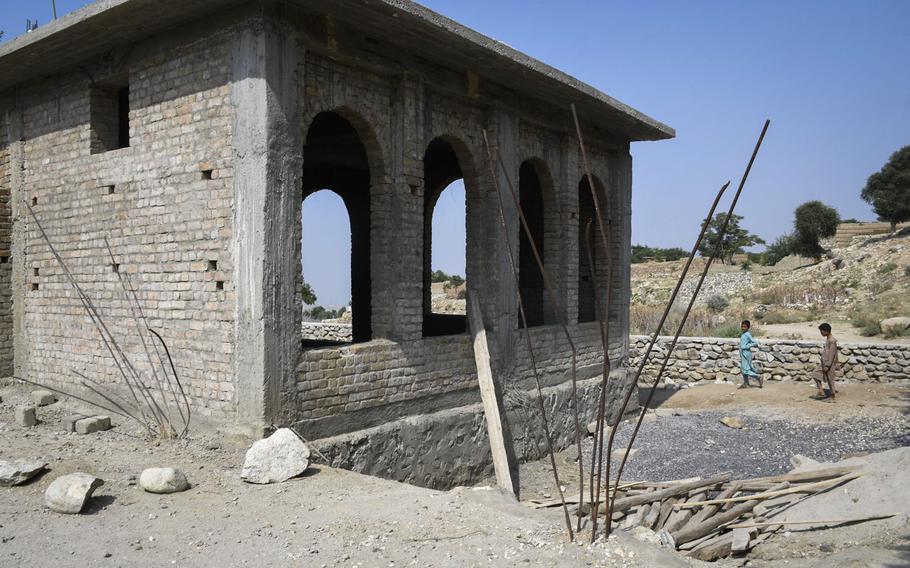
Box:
(5, 107, 27, 380)
(231, 8, 301, 436)
(491, 109, 519, 371)
(387, 75, 423, 341)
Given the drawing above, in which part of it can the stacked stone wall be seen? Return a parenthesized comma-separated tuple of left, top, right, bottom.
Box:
(8, 27, 237, 420)
(630, 335, 910, 384)
(301, 322, 353, 343)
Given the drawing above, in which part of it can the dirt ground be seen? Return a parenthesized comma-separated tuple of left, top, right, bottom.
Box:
(3, 380, 908, 567)
(758, 320, 910, 344)
(0, 382, 693, 568)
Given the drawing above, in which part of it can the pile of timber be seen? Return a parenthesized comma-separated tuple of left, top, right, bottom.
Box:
(528, 465, 884, 562)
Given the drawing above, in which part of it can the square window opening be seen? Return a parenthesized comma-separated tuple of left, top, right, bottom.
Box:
(90, 80, 130, 154)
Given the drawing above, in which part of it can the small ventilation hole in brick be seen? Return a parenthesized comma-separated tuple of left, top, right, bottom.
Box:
(208, 260, 218, 271)
(105, 185, 115, 195)
(201, 169, 213, 180)
(33, 267, 39, 277)
(31, 197, 38, 206)
(0, 256, 9, 264)
(216, 280, 224, 291)
(112, 263, 120, 273)
(31, 283, 39, 291)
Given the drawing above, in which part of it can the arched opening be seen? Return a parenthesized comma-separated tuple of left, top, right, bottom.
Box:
(301, 190, 352, 344)
(423, 138, 468, 337)
(578, 175, 607, 324)
(301, 111, 372, 344)
(518, 161, 546, 328)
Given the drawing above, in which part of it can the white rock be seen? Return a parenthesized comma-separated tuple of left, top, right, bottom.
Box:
(44, 473, 104, 514)
(139, 467, 190, 494)
(30, 390, 57, 407)
(880, 317, 910, 335)
(0, 459, 48, 486)
(240, 428, 310, 484)
(630, 526, 661, 545)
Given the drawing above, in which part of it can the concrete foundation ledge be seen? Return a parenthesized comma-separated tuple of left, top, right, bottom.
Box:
(309, 372, 632, 490)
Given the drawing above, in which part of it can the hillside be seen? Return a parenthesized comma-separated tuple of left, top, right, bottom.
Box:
(631, 229, 910, 342)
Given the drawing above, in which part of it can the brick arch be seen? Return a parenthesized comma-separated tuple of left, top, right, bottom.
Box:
(421, 134, 480, 337)
(517, 158, 557, 327)
(301, 109, 385, 344)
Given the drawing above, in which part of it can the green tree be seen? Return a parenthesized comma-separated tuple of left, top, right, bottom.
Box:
(697, 213, 765, 264)
(791, 201, 839, 260)
(301, 281, 317, 305)
(861, 145, 910, 231)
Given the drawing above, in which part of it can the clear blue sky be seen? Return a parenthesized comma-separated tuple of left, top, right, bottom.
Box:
(4, 1, 908, 306)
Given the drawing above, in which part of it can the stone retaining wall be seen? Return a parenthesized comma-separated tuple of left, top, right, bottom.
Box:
(630, 335, 910, 384)
(301, 322, 353, 343)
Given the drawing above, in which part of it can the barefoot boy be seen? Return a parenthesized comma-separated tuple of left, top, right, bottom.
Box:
(739, 320, 762, 388)
(814, 323, 839, 400)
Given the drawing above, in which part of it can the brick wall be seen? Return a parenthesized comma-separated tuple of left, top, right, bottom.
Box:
(7, 26, 237, 420)
(290, 19, 635, 438)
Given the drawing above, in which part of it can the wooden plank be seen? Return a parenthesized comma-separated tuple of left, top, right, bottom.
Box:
(672, 483, 789, 545)
(675, 474, 860, 509)
(730, 466, 858, 486)
(467, 293, 514, 496)
(612, 474, 730, 513)
(729, 514, 896, 529)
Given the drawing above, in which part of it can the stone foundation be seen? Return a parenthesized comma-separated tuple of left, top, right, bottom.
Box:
(311, 373, 628, 489)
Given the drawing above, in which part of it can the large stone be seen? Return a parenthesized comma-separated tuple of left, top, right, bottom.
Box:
(139, 467, 190, 494)
(30, 390, 57, 407)
(0, 459, 48, 486)
(240, 428, 310, 484)
(720, 416, 744, 429)
(44, 473, 104, 514)
(62, 414, 90, 432)
(15, 406, 37, 427)
(75, 416, 111, 435)
(881, 317, 910, 335)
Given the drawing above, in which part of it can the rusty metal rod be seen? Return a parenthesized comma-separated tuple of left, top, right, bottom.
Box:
(607, 120, 771, 527)
(570, 104, 615, 539)
(481, 130, 574, 541)
(486, 132, 586, 534)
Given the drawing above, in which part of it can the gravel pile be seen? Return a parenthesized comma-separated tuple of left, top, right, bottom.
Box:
(584, 410, 910, 482)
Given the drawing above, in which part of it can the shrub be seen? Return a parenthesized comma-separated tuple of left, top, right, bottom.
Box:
(878, 262, 897, 274)
(706, 294, 729, 312)
(740, 259, 753, 271)
(763, 234, 795, 265)
(868, 280, 893, 294)
(850, 309, 881, 337)
(711, 323, 744, 338)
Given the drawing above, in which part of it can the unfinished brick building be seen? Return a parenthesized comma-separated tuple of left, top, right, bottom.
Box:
(0, 0, 672, 487)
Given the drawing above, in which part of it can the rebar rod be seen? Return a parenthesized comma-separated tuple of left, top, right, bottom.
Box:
(607, 120, 771, 526)
(570, 104, 616, 539)
(481, 130, 574, 540)
(486, 129, 585, 524)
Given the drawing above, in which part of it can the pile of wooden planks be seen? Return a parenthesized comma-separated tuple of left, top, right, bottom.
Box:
(528, 466, 872, 562)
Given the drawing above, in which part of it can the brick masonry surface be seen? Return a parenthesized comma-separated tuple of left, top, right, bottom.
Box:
(630, 335, 910, 385)
(3, 5, 642, 450)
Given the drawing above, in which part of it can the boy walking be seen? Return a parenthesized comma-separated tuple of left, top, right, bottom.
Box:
(739, 320, 762, 388)
(814, 323, 839, 401)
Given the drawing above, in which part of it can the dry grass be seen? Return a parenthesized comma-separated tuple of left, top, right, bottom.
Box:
(754, 283, 846, 306)
(630, 305, 753, 338)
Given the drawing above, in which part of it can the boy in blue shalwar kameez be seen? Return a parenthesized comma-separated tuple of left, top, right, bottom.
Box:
(739, 320, 762, 388)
